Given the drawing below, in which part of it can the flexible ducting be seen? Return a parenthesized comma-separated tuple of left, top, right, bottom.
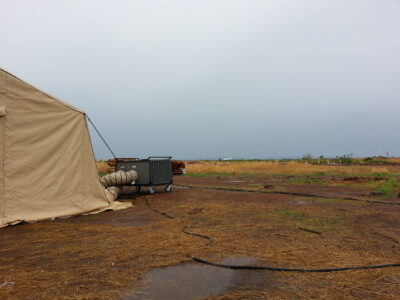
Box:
(101, 170, 139, 189)
(101, 170, 139, 201)
(106, 186, 122, 201)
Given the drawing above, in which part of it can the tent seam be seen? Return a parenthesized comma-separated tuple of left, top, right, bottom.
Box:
(84, 114, 112, 204)
(1, 116, 5, 223)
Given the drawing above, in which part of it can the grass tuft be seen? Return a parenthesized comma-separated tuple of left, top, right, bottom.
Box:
(97, 160, 113, 175)
(376, 178, 400, 197)
(286, 178, 323, 185)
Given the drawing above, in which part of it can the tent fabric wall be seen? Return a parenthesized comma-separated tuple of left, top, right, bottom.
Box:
(0, 103, 5, 227)
(0, 69, 124, 228)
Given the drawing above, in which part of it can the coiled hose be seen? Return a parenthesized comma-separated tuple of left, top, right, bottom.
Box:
(101, 170, 139, 188)
(101, 170, 139, 201)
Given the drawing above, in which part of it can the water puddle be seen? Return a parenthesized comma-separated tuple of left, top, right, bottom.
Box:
(125, 256, 281, 300)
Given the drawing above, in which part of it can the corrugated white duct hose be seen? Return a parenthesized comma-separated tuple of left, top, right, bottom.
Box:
(101, 170, 139, 188)
(101, 170, 139, 201)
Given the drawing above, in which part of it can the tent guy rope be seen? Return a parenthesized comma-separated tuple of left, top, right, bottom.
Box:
(87, 115, 118, 160)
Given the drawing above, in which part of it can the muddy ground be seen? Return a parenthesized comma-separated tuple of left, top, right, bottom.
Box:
(1, 175, 400, 299)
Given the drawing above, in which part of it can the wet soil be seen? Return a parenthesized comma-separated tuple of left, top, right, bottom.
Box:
(174, 176, 370, 198)
(1, 175, 400, 299)
(126, 256, 282, 300)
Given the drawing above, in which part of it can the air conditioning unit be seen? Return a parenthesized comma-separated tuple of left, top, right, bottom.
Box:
(116, 157, 173, 194)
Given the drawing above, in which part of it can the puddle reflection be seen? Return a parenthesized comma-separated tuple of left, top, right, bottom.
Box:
(126, 256, 279, 300)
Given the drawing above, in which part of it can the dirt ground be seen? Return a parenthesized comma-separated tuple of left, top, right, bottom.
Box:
(1, 175, 400, 299)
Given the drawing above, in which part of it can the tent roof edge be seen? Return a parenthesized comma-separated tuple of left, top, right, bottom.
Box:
(0, 68, 85, 114)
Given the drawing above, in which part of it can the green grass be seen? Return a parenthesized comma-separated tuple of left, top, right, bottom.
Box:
(371, 172, 390, 178)
(249, 183, 264, 189)
(273, 209, 341, 231)
(318, 217, 341, 231)
(335, 180, 384, 189)
(376, 178, 400, 197)
(274, 210, 306, 218)
(307, 197, 362, 206)
(308, 172, 327, 177)
(286, 178, 323, 185)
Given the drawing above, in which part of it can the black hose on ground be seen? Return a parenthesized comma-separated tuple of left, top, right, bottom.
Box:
(144, 196, 212, 242)
(176, 184, 329, 198)
(176, 184, 400, 206)
(187, 255, 400, 273)
(142, 193, 400, 273)
(298, 227, 322, 234)
(143, 196, 176, 219)
(182, 226, 213, 244)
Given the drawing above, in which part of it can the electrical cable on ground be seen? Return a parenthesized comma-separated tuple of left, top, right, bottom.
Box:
(176, 184, 400, 206)
(143, 195, 176, 219)
(142, 192, 400, 273)
(182, 226, 214, 244)
(298, 227, 322, 235)
(187, 255, 400, 273)
(176, 184, 330, 198)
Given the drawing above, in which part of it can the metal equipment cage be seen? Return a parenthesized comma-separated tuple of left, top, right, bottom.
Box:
(116, 156, 173, 194)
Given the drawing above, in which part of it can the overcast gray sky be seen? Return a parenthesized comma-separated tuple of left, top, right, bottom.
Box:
(1, 0, 400, 160)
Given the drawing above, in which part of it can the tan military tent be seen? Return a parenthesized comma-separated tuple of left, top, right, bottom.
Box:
(0, 68, 128, 228)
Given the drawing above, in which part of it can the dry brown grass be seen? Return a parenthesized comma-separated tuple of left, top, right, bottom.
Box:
(2, 178, 400, 299)
(387, 157, 400, 163)
(354, 157, 400, 164)
(97, 160, 112, 174)
(186, 161, 400, 176)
